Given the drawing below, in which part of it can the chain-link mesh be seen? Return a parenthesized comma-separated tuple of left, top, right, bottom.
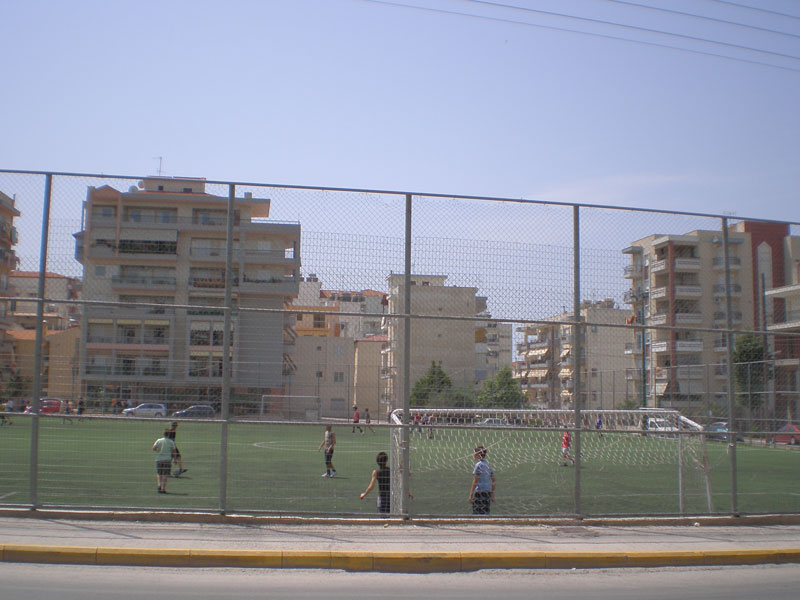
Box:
(0, 169, 798, 517)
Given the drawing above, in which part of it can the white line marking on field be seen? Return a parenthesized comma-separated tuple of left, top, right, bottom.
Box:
(0, 492, 18, 500)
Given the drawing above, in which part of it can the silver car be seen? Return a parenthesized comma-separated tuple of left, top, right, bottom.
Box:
(122, 403, 167, 417)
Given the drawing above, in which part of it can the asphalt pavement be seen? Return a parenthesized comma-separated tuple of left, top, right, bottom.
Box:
(1, 511, 800, 572)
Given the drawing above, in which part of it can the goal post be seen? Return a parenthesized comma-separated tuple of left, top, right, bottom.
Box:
(389, 407, 712, 517)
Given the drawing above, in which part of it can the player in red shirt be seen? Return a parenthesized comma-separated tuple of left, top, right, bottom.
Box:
(561, 429, 575, 466)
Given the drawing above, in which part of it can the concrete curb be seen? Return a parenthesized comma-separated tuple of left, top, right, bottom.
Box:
(3, 545, 800, 572)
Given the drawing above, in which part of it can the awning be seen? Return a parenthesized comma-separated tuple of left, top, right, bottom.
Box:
(528, 368, 550, 378)
(527, 346, 550, 358)
(560, 348, 571, 358)
(655, 382, 669, 395)
(559, 368, 573, 378)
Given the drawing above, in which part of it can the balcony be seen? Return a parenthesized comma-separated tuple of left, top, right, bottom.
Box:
(674, 312, 702, 325)
(713, 283, 742, 297)
(239, 276, 299, 296)
(674, 258, 701, 271)
(714, 311, 743, 324)
(675, 340, 703, 352)
(713, 337, 728, 352)
(713, 256, 741, 269)
(623, 264, 642, 278)
(111, 275, 177, 290)
(674, 285, 702, 298)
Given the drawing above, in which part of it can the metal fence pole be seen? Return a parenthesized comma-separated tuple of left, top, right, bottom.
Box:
(29, 173, 53, 508)
(721, 218, 738, 516)
(218, 183, 235, 514)
(400, 194, 412, 518)
(572, 205, 582, 516)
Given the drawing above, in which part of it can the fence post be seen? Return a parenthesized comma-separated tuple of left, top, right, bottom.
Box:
(572, 205, 582, 517)
(218, 183, 235, 514)
(29, 173, 53, 509)
(400, 194, 412, 518)
(721, 218, 738, 516)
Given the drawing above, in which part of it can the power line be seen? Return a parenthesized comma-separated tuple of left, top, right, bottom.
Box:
(357, 0, 800, 72)
(603, 0, 800, 40)
(708, 0, 800, 22)
(460, 0, 800, 60)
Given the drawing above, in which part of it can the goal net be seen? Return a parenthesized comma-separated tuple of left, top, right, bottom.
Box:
(389, 408, 713, 517)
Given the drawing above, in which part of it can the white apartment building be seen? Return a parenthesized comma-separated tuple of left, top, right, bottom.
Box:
(514, 299, 629, 409)
(74, 177, 300, 410)
(624, 220, 795, 413)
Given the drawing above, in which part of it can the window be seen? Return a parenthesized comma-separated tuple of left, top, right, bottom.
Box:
(94, 266, 107, 277)
(333, 371, 344, 383)
(591, 368, 598, 378)
(313, 314, 326, 329)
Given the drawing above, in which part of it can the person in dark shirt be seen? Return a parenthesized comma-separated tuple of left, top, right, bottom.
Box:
(164, 421, 187, 477)
(360, 451, 390, 514)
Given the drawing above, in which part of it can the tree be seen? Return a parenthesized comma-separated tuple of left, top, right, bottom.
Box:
(732, 333, 766, 428)
(410, 361, 453, 408)
(478, 366, 526, 409)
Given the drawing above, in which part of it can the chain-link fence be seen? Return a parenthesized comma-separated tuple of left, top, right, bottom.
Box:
(0, 169, 798, 518)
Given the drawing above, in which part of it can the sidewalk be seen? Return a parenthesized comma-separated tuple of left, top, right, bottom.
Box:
(2, 512, 800, 572)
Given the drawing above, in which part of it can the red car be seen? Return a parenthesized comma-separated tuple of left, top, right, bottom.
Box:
(776, 424, 800, 446)
(23, 398, 64, 414)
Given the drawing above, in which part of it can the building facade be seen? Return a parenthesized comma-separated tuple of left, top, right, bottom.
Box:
(74, 177, 300, 411)
(0, 191, 20, 398)
(623, 221, 795, 414)
(514, 299, 629, 409)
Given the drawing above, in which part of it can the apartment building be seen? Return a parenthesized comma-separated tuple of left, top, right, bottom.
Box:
(513, 299, 629, 409)
(380, 274, 488, 410)
(623, 221, 794, 412)
(74, 177, 300, 410)
(289, 278, 386, 418)
(9, 271, 81, 330)
(765, 234, 800, 423)
(0, 191, 20, 397)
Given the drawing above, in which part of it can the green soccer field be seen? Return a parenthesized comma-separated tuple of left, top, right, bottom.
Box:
(1, 415, 798, 516)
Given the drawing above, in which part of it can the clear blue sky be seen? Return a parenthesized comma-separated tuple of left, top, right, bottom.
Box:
(2, 0, 799, 221)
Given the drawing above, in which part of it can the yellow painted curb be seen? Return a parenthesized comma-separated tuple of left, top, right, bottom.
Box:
(281, 550, 331, 569)
(2, 545, 800, 571)
(2, 544, 97, 564)
(331, 551, 374, 571)
(461, 551, 548, 571)
(372, 551, 462, 573)
(625, 551, 707, 567)
(96, 547, 191, 567)
(188, 549, 282, 568)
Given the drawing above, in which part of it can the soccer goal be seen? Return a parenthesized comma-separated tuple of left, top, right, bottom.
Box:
(388, 408, 713, 517)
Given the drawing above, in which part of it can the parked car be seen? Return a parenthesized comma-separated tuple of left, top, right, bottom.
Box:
(704, 421, 744, 442)
(122, 403, 167, 418)
(172, 404, 215, 419)
(776, 424, 800, 446)
(23, 398, 64, 414)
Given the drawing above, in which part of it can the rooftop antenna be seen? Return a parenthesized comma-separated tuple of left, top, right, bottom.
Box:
(153, 156, 164, 176)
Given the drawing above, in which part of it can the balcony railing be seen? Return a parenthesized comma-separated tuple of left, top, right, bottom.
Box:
(713, 256, 741, 268)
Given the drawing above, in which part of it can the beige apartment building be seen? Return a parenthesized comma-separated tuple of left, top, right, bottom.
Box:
(9, 271, 81, 330)
(0, 191, 20, 398)
(514, 299, 629, 409)
(765, 235, 800, 423)
(289, 278, 386, 418)
(74, 177, 300, 410)
(380, 274, 490, 411)
(623, 220, 795, 414)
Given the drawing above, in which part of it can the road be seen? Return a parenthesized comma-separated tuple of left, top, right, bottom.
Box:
(2, 563, 799, 600)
